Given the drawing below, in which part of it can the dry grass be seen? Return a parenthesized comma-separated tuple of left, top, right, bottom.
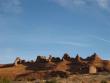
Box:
(0, 64, 31, 80)
(0, 64, 110, 83)
(56, 74, 110, 83)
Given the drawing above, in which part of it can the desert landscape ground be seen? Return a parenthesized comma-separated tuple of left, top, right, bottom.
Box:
(0, 53, 110, 83)
(0, 0, 110, 83)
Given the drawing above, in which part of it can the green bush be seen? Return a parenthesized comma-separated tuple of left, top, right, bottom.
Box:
(46, 79, 58, 83)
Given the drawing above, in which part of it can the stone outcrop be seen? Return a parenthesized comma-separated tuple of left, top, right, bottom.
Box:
(89, 65, 97, 74)
(88, 53, 103, 69)
(12, 53, 110, 74)
(75, 54, 82, 63)
(36, 56, 47, 63)
(51, 57, 61, 63)
(14, 57, 22, 66)
(103, 60, 110, 72)
(62, 53, 71, 61)
(86, 53, 102, 62)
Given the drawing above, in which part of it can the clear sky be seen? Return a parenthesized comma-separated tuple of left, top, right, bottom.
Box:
(0, 0, 110, 63)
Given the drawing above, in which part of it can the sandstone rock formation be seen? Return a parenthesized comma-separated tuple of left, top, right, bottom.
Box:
(86, 53, 102, 62)
(89, 65, 97, 74)
(74, 54, 82, 63)
(51, 57, 61, 63)
(36, 56, 47, 63)
(14, 57, 22, 66)
(62, 53, 71, 61)
(12, 53, 110, 75)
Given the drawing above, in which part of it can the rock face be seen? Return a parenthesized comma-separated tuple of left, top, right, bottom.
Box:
(88, 53, 103, 70)
(103, 60, 110, 72)
(89, 65, 97, 74)
(55, 60, 71, 72)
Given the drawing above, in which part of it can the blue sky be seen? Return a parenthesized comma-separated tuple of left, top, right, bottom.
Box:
(0, 0, 110, 63)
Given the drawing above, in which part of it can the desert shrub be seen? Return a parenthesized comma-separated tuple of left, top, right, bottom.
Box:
(101, 80, 107, 83)
(49, 71, 68, 78)
(0, 78, 11, 83)
(15, 76, 36, 81)
(46, 79, 57, 83)
(27, 77, 36, 81)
